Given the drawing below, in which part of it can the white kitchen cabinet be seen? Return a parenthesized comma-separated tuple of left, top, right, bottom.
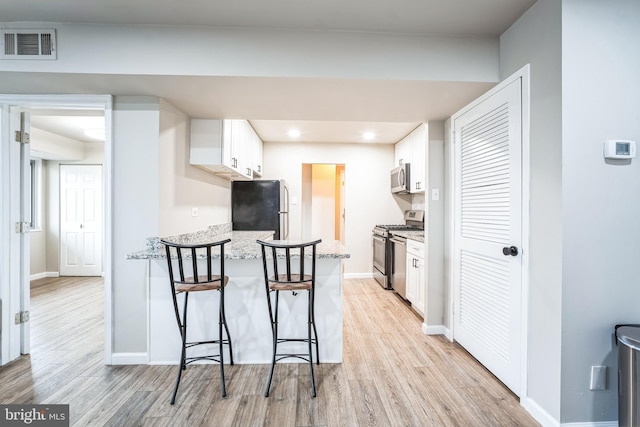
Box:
(249, 122, 263, 177)
(190, 119, 260, 181)
(406, 239, 426, 316)
(394, 124, 426, 193)
(411, 125, 426, 193)
(394, 135, 411, 167)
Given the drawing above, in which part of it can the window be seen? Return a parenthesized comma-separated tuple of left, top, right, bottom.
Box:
(29, 158, 41, 230)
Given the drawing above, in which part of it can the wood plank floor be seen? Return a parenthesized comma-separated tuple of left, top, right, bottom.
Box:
(0, 276, 539, 426)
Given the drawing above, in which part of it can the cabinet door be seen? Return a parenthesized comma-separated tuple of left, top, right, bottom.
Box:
(406, 255, 417, 304)
(410, 124, 426, 193)
(224, 119, 239, 171)
(229, 120, 253, 180)
(237, 120, 248, 176)
(395, 136, 411, 167)
(250, 124, 263, 176)
(414, 256, 425, 315)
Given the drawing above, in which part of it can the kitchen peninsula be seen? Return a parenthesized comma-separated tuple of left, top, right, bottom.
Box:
(127, 224, 349, 364)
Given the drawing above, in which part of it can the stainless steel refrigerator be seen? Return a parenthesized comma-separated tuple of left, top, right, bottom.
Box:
(231, 180, 289, 239)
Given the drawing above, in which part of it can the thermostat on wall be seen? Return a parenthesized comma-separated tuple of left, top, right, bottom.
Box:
(603, 140, 636, 160)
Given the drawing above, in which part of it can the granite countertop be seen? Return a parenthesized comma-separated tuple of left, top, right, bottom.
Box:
(126, 223, 350, 260)
(390, 229, 425, 243)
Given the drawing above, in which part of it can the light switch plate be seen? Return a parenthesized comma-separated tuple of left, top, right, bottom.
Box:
(432, 189, 440, 201)
(191, 207, 199, 217)
(590, 366, 607, 390)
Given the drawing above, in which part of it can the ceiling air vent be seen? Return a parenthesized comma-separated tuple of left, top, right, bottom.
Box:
(0, 29, 57, 60)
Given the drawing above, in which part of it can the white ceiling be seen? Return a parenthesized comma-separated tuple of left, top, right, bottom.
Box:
(1, 0, 535, 144)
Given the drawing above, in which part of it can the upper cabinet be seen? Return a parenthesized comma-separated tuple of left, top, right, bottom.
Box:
(394, 136, 411, 168)
(190, 119, 263, 181)
(394, 124, 426, 193)
(249, 122, 263, 178)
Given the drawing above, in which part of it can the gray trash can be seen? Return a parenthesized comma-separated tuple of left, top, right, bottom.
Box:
(617, 325, 640, 427)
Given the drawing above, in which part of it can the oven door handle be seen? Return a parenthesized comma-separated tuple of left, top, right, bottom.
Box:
(372, 235, 385, 243)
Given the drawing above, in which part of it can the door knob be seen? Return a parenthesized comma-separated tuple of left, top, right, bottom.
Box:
(502, 246, 518, 256)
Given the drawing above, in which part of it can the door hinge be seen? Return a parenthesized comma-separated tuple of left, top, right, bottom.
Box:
(15, 310, 30, 325)
(15, 221, 31, 234)
(14, 130, 30, 144)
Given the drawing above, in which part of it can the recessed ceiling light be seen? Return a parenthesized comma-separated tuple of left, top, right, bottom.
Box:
(363, 131, 376, 141)
(288, 129, 301, 138)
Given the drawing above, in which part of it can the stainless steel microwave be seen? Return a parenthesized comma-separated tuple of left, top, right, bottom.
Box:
(391, 163, 410, 194)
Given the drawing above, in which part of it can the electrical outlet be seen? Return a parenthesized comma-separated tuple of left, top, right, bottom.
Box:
(191, 207, 198, 217)
(590, 366, 607, 390)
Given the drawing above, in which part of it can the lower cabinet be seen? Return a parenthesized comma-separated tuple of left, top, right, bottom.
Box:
(406, 239, 425, 316)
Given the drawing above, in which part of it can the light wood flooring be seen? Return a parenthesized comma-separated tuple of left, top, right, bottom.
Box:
(0, 276, 539, 426)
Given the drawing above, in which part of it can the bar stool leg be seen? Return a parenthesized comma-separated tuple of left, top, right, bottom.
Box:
(264, 290, 279, 397)
(220, 294, 234, 365)
(310, 289, 319, 366)
(171, 292, 189, 405)
(218, 308, 227, 398)
(307, 290, 317, 397)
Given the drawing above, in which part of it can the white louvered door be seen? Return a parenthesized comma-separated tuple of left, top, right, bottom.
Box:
(453, 78, 522, 395)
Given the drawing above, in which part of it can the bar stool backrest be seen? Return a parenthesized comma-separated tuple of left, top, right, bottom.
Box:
(161, 239, 231, 293)
(257, 239, 322, 290)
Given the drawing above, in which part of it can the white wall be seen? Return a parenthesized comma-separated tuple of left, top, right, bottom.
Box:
(0, 23, 499, 83)
(44, 159, 60, 274)
(425, 121, 445, 329)
(263, 142, 408, 275)
(499, 0, 563, 422)
(158, 100, 230, 236)
(112, 96, 160, 354)
(561, 0, 640, 422)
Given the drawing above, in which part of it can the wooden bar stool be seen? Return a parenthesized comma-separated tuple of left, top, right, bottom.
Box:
(257, 239, 322, 398)
(161, 238, 234, 404)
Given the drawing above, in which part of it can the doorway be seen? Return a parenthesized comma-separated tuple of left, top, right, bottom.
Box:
(0, 95, 112, 367)
(59, 164, 103, 276)
(301, 163, 345, 244)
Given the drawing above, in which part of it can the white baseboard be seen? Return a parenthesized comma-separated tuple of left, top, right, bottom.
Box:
(30, 271, 60, 281)
(522, 396, 560, 427)
(443, 327, 453, 341)
(343, 272, 374, 279)
(422, 323, 448, 336)
(110, 352, 149, 365)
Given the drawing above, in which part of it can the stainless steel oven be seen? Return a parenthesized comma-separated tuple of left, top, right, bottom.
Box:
(372, 231, 389, 288)
(372, 210, 424, 290)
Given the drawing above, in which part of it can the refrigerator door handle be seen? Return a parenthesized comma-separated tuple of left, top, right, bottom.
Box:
(283, 184, 290, 239)
(279, 212, 289, 240)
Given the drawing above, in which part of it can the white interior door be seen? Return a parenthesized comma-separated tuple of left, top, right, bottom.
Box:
(60, 164, 103, 276)
(453, 77, 523, 395)
(1, 107, 32, 364)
